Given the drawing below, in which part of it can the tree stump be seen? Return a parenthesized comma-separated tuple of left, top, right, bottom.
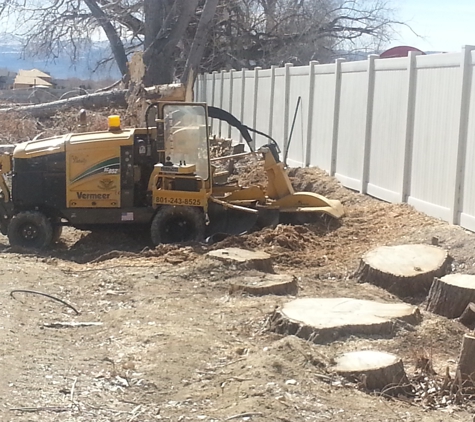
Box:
(207, 248, 273, 273)
(456, 334, 475, 386)
(269, 298, 420, 344)
(331, 350, 410, 394)
(356, 244, 451, 298)
(459, 303, 475, 329)
(228, 274, 298, 296)
(426, 274, 475, 319)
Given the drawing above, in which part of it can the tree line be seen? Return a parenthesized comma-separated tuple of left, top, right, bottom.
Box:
(0, 0, 402, 87)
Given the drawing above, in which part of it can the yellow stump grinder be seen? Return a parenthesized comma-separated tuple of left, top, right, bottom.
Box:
(0, 101, 343, 248)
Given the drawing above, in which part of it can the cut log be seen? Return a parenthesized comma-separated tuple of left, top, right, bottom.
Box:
(0, 83, 185, 118)
(207, 248, 273, 273)
(269, 298, 420, 344)
(426, 274, 475, 319)
(456, 334, 475, 386)
(228, 274, 297, 296)
(459, 303, 475, 329)
(331, 350, 410, 394)
(356, 244, 451, 298)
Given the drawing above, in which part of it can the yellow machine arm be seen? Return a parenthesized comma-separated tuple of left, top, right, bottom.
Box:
(0, 153, 12, 202)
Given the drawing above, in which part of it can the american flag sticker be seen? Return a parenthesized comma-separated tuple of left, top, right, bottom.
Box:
(121, 212, 134, 221)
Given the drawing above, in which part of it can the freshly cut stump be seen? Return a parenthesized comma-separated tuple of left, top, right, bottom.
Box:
(207, 248, 273, 273)
(228, 274, 298, 296)
(356, 244, 451, 298)
(426, 274, 475, 319)
(457, 334, 475, 385)
(459, 303, 475, 329)
(270, 298, 420, 344)
(331, 350, 409, 395)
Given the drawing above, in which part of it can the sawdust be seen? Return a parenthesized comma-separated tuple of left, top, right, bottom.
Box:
(212, 168, 442, 273)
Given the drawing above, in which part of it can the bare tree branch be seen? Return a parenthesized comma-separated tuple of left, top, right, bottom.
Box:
(83, 0, 128, 76)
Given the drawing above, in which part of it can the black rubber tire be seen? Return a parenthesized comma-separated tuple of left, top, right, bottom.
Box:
(8, 211, 53, 249)
(150, 206, 205, 245)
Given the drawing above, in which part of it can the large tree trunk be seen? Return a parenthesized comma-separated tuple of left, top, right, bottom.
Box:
(143, 0, 199, 85)
(0, 84, 186, 118)
(181, 0, 220, 86)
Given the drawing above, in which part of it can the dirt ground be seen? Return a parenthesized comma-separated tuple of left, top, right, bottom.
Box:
(1, 154, 475, 422)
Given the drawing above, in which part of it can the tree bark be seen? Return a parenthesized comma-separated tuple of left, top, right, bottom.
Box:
(207, 248, 274, 273)
(181, 0, 220, 87)
(426, 274, 475, 319)
(84, 0, 129, 77)
(456, 334, 475, 386)
(356, 244, 451, 298)
(458, 303, 475, 329)
(96, 0, 144, 36)
(331, 350, 410, 395)
(143, 0, 199, 85)
(228, 273, 298, 296)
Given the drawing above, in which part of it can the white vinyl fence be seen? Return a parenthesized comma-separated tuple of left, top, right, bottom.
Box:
(195, 46, 475, 232)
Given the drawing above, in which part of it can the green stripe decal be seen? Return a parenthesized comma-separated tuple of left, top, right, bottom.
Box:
(71, 157, 120, 183)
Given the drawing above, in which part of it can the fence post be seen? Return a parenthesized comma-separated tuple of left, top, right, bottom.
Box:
(401, 50, 420, 203)
(228, 69, 235, 138)
(361, 54, 378, 193)
(211, 71, 217, 106)
(305, 61, 318, 167)
(252, 67, 261, 149)
(218, 70, 225, 136)
(283, 63, 293, 155)
(202, 73, 207, 103)
(451, 45, 475, 224)
(268, 65, 277, 137)
(210, 71, 218, 133)
(194, 75, 200, 102)
(330, 58, 345, 176)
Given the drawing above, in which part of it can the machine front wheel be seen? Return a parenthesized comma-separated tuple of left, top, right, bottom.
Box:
(150, 206, 205, 245)
(8, 211, 54, 249)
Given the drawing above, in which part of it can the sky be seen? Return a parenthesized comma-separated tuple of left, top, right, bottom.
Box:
(391, 0, 475, 52)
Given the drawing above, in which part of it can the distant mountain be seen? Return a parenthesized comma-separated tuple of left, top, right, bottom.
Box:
(0, 39, 121, 80)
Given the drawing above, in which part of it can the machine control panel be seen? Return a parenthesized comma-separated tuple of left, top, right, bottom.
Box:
(155, 163, 196, 175)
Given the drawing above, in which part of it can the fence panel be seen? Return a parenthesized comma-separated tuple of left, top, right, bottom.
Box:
(228, 70, 244, 143)
(268, 67, 287, 151)
(217, 71, 231, 138)
(308, 63, 338, 171)
(253, 69, 273, 149)
(285, 65, 310, 167)
(334, 61, 368, 191)
(408, 53, 462, 221)
(366, 57, 409, 202)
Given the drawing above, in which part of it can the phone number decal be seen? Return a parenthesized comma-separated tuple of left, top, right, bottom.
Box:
(156, 197, 202, 206)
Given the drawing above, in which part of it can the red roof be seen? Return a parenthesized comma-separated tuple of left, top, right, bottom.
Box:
(380, 46, 426, 58)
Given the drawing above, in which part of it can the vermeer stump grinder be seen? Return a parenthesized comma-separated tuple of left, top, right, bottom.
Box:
(0, 101, 343, 249)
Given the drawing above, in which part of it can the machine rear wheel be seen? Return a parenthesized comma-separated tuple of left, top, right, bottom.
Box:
(151, 206, 205, 245)
(8, 211, 53, 249)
